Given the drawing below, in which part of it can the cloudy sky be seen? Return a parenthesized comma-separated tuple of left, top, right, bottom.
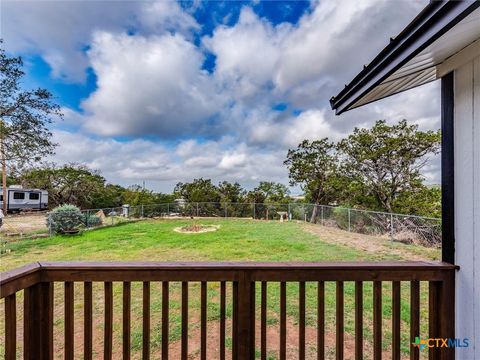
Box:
(1, 0, 441, 192)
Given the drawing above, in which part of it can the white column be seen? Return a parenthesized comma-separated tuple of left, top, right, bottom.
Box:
(454, 55, 480, 359)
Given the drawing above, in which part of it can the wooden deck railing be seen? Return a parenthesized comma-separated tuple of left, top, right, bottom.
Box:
(1, 261, 456, 360)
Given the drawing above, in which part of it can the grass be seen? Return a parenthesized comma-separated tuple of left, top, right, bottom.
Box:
(0, 218, 438, 359)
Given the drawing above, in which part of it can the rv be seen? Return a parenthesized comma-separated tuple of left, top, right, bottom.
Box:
(0, 186, 48, 212)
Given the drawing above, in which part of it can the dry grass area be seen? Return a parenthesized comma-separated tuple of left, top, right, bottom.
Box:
(0, 212, 48, 237)
(302, 223, 440, 262)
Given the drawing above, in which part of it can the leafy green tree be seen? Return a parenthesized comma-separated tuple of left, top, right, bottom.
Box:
(121, 185, 174, 206)
(21, 164, 105, 209)
(0, 42, 62, 212)
(90, 184, 125, 208)
(284, 139, 344, 222)
(251, 181, 290, 203)
(337, 120, 440, 213)
(217, 181, 246, 203)
(173, 178, 220, 203)
(393, 185, 441, 218)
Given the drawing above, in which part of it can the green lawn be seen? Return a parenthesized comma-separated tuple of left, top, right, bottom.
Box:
(0, 219, 437, 359)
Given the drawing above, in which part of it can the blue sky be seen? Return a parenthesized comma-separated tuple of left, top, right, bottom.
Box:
(2, 0, 440, 192)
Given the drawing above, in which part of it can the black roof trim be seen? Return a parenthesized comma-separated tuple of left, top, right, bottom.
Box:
(330, 0, 480, 115)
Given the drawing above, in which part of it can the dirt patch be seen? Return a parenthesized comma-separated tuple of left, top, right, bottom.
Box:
(1, 212, 48, 236)
(174, 224, 220, 234)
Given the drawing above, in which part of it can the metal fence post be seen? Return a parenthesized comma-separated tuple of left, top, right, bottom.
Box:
(167, 203, 170, 216)
(225, 203, 227, 218)
(348, 208, 351, 232)
(253, 203, 256, 219)
(288, 203, 291, 221)
(196, 202, 199, 217)
(390, 213, 394, 241)
(141, 205, 144, 218)
(321, 206, 324, 225)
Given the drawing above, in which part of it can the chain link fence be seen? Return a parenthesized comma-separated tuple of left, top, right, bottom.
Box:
(78, 202, 441, 247)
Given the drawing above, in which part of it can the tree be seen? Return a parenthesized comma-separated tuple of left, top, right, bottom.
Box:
(21, 164, 105, 209)
(253, 181, 290, 203)
(173, 178, 220, 203)
(246, 182, 290, 219)
(284, 139, 343, 222)
(121, 185, 174, 206)
(1, 42, 62, 212)
(337, 120, 440, 213)
(217, 181, 245, 203)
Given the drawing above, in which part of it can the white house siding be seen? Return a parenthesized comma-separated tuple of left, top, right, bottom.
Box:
(454, 54, 480, 360)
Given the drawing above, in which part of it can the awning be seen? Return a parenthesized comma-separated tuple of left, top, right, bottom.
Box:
(330, 1, 480, 115)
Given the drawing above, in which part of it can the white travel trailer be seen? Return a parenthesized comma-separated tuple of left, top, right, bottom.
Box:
(0, 187, 48, 212)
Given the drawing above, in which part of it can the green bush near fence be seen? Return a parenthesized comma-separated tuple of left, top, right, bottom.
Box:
(47, 204, 84, 234)
(84, 214, 102, 227)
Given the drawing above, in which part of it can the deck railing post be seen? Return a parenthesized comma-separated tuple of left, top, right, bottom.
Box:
(24, 282, 53, 360)
(440, 271, 455, 360)
(236, 271, 254, 360)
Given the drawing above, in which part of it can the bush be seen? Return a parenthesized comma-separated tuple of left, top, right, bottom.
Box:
(84, 214, 102, 227)
(47, 204, 84, 234)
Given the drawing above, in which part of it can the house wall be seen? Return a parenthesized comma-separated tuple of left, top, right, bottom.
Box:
(454, 54, 479, 359)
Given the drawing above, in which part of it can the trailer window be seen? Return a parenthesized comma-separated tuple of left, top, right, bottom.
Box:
(13, 192, 25, 200)
(29, 193, 40, 200)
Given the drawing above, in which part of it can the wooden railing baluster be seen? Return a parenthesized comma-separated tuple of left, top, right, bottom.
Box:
(280, 281, 287, 360)
(181, 281, 188, 360)
(162, 281, 169, 360)
(123, 282, 131, 360)
(142, 282, 150, 360)
(317, 281, 325, 360)
(232, 281, 238, 360)
(410, 280, 420, 360)
(23, 282, 53, 360)
(261, 281, 267, 360)
(336, 281, 344, 360)
(84, 282, 93, 360)
(248, 280, 255, 359)
(373, 281, 382, 360)
(429, 281, 441, 360)
(355, 281, 363, 360)
(201, 281, 207, 360)
(299, 281, 306, 360)
(439, 273, 455, 360)
(5, 293, 16, 360)
(65, 281, 74, 360)
(220, 281, 226, 360)
(104, 282, 113, 360)
(392, 281, 401, 360)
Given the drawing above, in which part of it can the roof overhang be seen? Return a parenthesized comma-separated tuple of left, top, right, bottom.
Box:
(330, 0, 480, 115)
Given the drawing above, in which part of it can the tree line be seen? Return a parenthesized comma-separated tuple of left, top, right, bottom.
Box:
(1, 42, 440, 218)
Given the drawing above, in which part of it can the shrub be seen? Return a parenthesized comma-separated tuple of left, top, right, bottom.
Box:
(84, 214, 102, 227)
(47, 204, 84, 234)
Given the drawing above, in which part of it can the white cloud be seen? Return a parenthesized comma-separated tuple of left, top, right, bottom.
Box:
(81, 31, 224, 137)
(51, 130, 288, 191)
(1, 0, 199, 82)
(249, 109, 342, 148)
(204, 7, 289, 100)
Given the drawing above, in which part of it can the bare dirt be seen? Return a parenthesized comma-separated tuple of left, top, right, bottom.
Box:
(0, 212, 48, 237)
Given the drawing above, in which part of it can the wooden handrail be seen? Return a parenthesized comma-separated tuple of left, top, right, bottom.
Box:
(0, 261, 457, 360)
